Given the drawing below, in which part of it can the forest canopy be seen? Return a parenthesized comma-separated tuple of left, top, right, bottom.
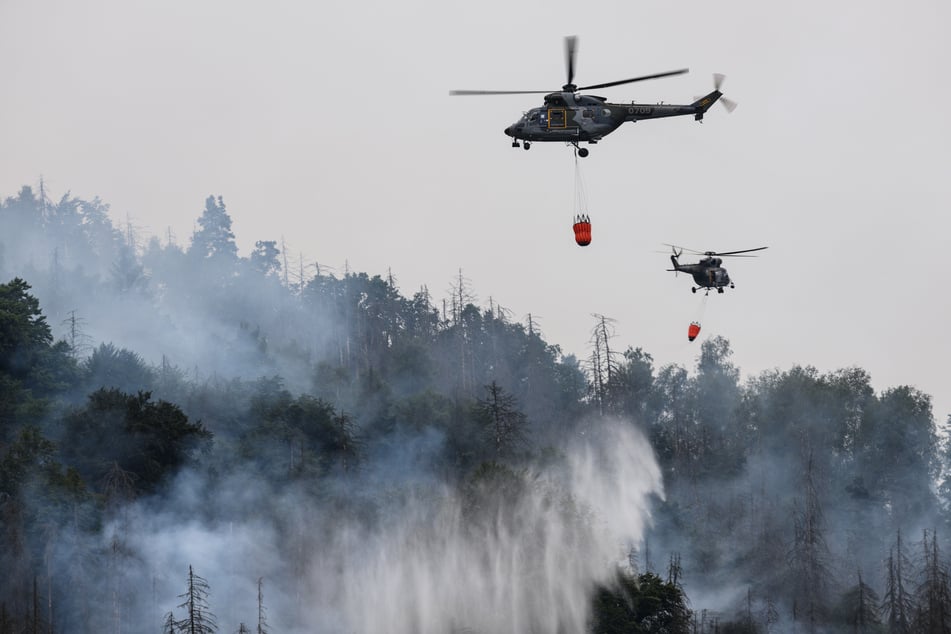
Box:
(1, 184, 949, 633)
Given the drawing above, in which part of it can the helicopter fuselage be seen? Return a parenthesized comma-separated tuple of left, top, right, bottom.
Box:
(504, 90, 721, 144)
(671, 256, 732, 290)
(666, 246, 765, 294)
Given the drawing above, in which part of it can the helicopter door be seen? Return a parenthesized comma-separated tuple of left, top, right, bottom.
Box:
(548, 108, 567, 128)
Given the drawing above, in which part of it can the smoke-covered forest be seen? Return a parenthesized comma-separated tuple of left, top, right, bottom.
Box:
(1, 183, 950, 633)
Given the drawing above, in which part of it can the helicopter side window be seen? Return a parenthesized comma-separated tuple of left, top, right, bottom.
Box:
(582, 109, 594, 118)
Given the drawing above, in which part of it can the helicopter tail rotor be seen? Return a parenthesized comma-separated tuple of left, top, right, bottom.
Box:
(713, 74, 738, 113)
(661, 243, 686, 257)
(692, 74, 737, 116)
(667, 245, 683, 275)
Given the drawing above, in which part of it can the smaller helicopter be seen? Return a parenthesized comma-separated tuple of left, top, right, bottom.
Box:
(666, 245, 768, 294)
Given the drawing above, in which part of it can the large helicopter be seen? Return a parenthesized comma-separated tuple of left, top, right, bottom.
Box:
(666, 245, 768, 294)
(449, 36, 736, 156)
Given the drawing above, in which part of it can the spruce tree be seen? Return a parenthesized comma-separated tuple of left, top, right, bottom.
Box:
(175, 565, 217, 634)
(477, 381, 528, 460)
(882, 530, 915, 634)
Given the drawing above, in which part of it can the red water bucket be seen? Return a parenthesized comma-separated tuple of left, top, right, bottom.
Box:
(688, 322, 701, 342)
(573, 216, 591, 246)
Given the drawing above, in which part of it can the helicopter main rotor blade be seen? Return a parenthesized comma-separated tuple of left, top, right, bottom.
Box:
(714, 246, 769, 256)
(565, 35, 577, 88)
(578, 68, 689, 91)
(449, 89, 555, 96)
(665, 244, 767, 257)
(663, 243, 706, 255)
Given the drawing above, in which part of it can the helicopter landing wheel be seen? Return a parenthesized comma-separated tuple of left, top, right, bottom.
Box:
(730, 283, 735, 288)
(578, 147, 589, 157)
(523, 142, 531, 150)
(512, 141, 520, 148)
(691, 287, 697, 294)
(717, 288, 724, 294)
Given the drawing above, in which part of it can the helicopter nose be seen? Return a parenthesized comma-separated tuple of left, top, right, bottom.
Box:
(504, 126, 512, 136)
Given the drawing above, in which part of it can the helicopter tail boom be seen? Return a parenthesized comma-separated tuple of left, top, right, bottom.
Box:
(690, 90, 723, 118)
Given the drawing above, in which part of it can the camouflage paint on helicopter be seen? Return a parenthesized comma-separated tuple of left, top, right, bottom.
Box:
(665, 245, 768, 295)
(451, 36, 736, 156)
(503, 89, 725, 152)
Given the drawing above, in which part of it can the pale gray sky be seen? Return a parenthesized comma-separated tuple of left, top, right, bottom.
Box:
(2, 0, 949, 418)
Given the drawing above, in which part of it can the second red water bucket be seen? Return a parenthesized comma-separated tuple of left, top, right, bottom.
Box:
(688, 321, 701, 342)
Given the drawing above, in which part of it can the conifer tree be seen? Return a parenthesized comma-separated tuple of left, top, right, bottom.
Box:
(249, 240, 281, 277)
(882, 529, 915, 634)
(836, 570, 881, 633)
(914, 529, 951, 634)
(163, 611, 177, 634)
(330, 411, 361, 472)
(477, 381, 528, 460)
(176, 565, 217, 634)
(587, 313, 619, 415)
(448, 268, 477, 394)
(256, 577, 268, 634)
(789, 454, 833, 633)
(189, 195, 238, 262)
